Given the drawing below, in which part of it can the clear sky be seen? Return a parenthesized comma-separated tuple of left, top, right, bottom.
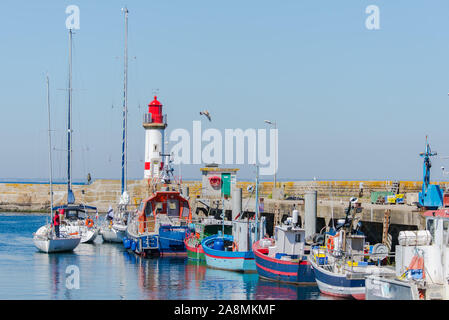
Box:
(2, 0, 449, 182)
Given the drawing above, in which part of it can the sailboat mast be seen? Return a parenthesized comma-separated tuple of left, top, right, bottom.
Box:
(67, 29, 73, 200)
(47, 75, 54, 221)
(121, 8, 129, 195)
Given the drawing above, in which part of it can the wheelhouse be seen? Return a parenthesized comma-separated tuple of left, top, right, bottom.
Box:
(422, 209, 449, 244)
(137, 191, 192, 234)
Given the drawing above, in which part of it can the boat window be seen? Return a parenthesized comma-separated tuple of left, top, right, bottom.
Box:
(167, 200, 179, 217)
(181, 202, 190, 217)
(144, 202, 153, 217)
(295, 234, 302, 243)
(427, 219, 435, 240)
(65, 210, 78, 219)
(155, 202, 163, 213)
(444, 220, 449, 245)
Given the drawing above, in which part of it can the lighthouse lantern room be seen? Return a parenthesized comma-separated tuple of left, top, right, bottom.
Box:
(143, 96, 167, 179)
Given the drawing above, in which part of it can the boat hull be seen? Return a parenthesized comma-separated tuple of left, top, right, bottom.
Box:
(101, 224, 127, 243)
(126, 225, 189, 256)
(80, 227, 98, 243)
(33, 236, 81, 253)
(253, 240, 315, 285)
(202, 235, 256, 273)
(309, 257, 365, 299)
(185, 236, 206, 261)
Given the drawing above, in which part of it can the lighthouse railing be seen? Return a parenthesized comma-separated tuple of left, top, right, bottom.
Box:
(143, 113, 152, 124)
(143, 113, 167, 125)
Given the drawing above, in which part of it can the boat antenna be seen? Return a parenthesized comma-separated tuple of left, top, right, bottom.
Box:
(221, 182, 225, 238)
(47, 75, 54, 233)
(67, 29, 75, 204)
(121, 7, 129, 199)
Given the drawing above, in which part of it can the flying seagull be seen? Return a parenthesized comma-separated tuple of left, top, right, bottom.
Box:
(199, 110, 211, 121)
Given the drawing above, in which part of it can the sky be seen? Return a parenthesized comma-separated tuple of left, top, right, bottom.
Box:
(2, 0, 449, 182)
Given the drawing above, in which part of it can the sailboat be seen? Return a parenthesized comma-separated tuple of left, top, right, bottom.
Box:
(33, 76, 81, 253)
(100, 8, 130, 243)
(54, 29, 99, 244)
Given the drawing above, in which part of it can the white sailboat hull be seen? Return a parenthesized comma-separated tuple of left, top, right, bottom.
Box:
(33, 236, 81, 253)
(101, 224, 127, 243)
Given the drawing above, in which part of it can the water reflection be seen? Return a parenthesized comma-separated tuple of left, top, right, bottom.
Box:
(33, 251, 81, 299)
(254, 278, 321, 300)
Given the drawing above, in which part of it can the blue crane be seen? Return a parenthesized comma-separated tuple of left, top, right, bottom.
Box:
(418, 137, 443, 209)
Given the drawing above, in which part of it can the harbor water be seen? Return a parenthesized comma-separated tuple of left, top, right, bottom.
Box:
(0, 213, 332, 300)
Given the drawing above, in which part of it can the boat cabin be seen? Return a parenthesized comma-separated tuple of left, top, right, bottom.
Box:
(53, 204, 98, 221)
(137, 191, 192, 234)
(268, 225, 306, 259)
(232, 218, 266, 252)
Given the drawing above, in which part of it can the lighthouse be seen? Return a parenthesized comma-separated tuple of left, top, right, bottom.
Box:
(143, 96, 167, 179)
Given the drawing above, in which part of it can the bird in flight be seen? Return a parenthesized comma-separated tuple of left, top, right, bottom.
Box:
(199, 110, 211, 121)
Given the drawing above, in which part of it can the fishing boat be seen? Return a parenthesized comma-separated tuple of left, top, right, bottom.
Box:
(365, 139, 449, 300)
(33, 75, 81, 254)
(124, 155, 192, 256)
(53, 29, 99, 244)
(308, 197, 395, 300)
(184, 217, 232, 261)
(100, 7, 130, 243)
(202, 223, 263, 273)
(124, 187, 192, 256)
(252, 209, 315, 285)
(366, 211, 449, 300)
(202, 166, 266, 272)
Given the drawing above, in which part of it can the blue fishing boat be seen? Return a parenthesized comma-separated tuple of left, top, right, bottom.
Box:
(202, 166, 265, 272)
(202, 232, 258, 272)
(253, 213, 315, 284)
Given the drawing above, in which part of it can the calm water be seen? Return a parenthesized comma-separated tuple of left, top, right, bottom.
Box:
(0, 214, 331, 300)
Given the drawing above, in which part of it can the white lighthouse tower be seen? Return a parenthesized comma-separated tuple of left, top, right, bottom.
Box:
(143, 96, 167, 179)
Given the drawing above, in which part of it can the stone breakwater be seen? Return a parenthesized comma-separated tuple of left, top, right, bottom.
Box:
(0, 179, 443, 213)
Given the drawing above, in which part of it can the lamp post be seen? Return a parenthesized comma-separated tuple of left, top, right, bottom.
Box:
(264, 120, 277, 191)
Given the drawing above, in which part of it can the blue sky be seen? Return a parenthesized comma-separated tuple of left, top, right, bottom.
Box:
(2, 1, 449, 182)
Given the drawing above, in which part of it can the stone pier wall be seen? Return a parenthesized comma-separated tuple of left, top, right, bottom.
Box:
(0, 179, 444, 214)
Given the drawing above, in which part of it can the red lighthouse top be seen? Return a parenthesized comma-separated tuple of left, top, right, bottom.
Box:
(148, 96, 163, 123)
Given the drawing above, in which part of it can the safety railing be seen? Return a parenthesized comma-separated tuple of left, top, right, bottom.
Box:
(143, 113, 167, 125)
